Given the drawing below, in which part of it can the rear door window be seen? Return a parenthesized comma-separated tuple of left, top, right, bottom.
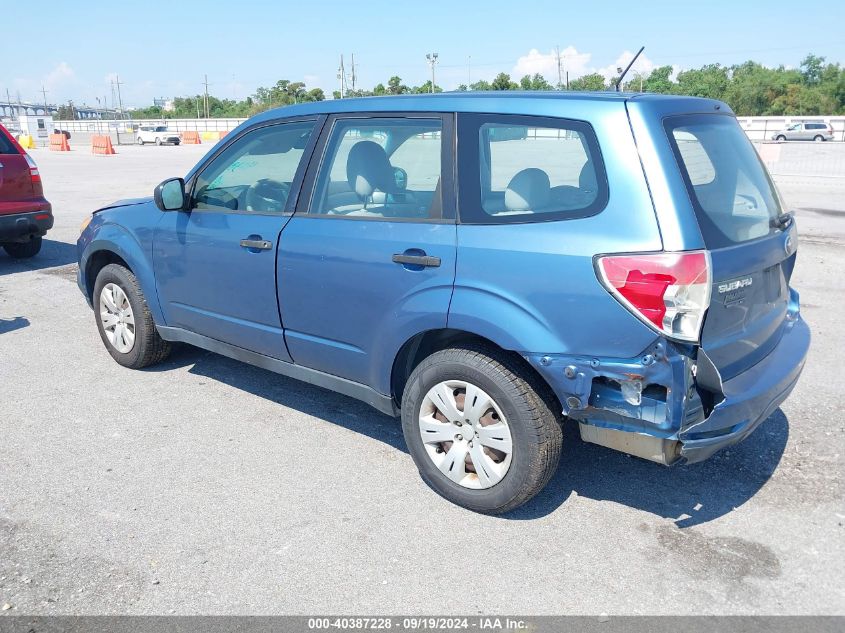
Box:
(457, 114, 608, 224)
(0, 129, 19, 154)
(665, 114, 784, 248)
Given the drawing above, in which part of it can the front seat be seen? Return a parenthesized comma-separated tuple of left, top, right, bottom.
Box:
(331, 140, 396, 215)
(504, 168, 551, 214)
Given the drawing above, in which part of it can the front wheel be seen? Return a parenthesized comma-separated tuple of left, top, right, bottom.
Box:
(93, 263, 171, 369)
(3, 236, 42, 259)
(155, 137, 162, 146)
(776, 135, 786, 141)
(401, 345, 562, 514)
(137, 137, 144, 145)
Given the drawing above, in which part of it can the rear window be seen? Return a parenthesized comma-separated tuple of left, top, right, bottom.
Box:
(457, 114, 608, 224)
(0, 128, 19, 154)
(665, 114, 783, 248)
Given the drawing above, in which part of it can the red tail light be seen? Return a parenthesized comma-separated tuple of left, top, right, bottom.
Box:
(597, 251, 711, 342)
(23, 153, 42, 189)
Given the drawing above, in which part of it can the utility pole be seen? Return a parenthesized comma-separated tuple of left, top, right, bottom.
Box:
(426, 53, 439, 93)
(202, 74, 210, 118)
(556, 46, 563, 90)
(40, 85, 49, 115)
(114, 75, 125, 119)
(350, 54, 357, 92)
(337, 55, 346, 98)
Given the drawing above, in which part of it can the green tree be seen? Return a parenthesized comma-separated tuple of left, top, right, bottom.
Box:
(469, 80, 492, 91)
(675, 64, 729, 100)
(643, 65, 674, 94)
(569, 73, 606, 91)
(387, 76, 408, 95)
(411, 80, 442, 94)
(519, 73, 553, 90)
(491, 72, 518, 90)
(800, 54, 825, 85)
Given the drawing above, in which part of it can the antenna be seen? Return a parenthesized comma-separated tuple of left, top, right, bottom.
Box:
(615, 46, 645, 92)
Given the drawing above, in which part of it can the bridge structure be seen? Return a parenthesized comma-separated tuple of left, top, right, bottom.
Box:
(0, 100, 120, 120)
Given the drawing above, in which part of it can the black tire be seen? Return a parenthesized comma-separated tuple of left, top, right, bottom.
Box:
(93, 263, 171, 369)
(155, 137, 162, 146)
(401, 344, 562, 514)
(776, 135, 786, 141)
(3, 236, 42, 259)
(173, 141, 180, 146)
(813, 135, 824, 142)
(137, 137, 144, 145)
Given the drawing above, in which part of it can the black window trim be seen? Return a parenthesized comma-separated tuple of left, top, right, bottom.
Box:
(295, 111, 457, 224)
(186, 114, 327, 217)
(455, 112, 610, 225)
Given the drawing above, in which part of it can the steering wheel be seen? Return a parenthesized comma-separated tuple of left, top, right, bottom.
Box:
(245, 179, 291, 213)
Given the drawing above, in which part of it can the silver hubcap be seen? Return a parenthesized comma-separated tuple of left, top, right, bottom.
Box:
(99, 283, 136, 354)
(418, 380, 513, 489)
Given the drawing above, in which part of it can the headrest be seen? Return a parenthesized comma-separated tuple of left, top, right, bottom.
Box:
(505, 168, 550, 212)
(579, 161, 597, 192)
(346, 141, 394, 200)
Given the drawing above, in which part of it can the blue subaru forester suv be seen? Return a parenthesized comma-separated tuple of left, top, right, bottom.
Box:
(77, 93, 810, 514)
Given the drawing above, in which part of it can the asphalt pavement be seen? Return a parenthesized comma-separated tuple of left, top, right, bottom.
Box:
(0, 142, 842, 615)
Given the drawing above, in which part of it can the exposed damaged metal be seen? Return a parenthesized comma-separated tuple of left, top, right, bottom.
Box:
(526, 339, 728, 465)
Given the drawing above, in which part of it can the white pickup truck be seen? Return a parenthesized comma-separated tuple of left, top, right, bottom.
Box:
(136, 125, 181, 146)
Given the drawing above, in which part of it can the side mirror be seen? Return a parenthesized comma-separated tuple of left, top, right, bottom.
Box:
(154, 177, 187, 211)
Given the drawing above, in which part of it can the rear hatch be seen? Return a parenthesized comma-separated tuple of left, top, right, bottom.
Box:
(0, 126, 35, 212)
(664, 114, 794, 379)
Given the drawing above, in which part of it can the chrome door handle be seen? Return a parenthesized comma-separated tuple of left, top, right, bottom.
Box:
(240, 238, 272, 250)
(392, 253, 441, 267)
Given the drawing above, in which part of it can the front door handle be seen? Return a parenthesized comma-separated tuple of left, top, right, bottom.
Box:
(392, 253, 441, 268)
(240, 238, 272, 250)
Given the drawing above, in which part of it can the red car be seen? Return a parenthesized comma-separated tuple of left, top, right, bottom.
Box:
(0, 123, 52, 258)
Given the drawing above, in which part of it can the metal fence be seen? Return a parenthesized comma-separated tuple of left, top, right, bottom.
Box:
(737, 116, 845, 142)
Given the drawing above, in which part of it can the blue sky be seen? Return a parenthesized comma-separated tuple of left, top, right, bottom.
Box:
(2, 0, 843, 108)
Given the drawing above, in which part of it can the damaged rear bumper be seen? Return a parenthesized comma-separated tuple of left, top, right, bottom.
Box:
(678, 315, 809, 463)
(524, 314, 810, 465)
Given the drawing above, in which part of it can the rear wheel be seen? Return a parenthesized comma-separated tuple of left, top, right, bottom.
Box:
(814, 135, 824, 142)
(93, 263, 171, 369)
(3, 236, 42, 259)
(401, 344, 562, 514)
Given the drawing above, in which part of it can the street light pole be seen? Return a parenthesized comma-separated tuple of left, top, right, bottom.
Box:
(426, 53, 439, 93)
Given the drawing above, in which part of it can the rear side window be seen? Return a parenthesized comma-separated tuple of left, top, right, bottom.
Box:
(0, 129, 19, 154)
(665, 114, 783, 248)
(458, 114, 608, 224)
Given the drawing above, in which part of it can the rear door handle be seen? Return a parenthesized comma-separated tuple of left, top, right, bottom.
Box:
(240, 238, 273, 250)
(392, 253, 441, 268)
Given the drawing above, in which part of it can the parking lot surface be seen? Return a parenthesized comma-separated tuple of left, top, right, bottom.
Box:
(1, 142, 843, 614)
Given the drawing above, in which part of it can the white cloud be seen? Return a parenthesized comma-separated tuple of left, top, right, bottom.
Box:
(44, 62, 75, 90)
(595, 50, 656, 82)
(512, 47, 592, 82)
(508, 47, 664, 88)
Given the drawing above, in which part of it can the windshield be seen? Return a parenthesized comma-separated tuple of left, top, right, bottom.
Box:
(665, 114, 783, 248)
